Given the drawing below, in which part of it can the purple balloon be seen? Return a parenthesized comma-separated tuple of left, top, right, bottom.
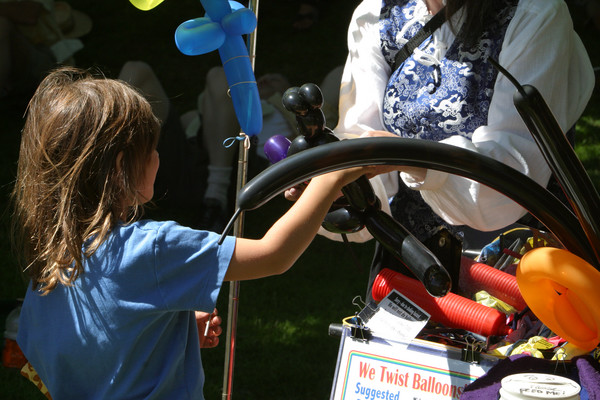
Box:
(264, 135, 291, 164)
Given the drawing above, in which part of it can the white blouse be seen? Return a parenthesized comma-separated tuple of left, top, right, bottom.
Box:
(323, 0, 594, 242)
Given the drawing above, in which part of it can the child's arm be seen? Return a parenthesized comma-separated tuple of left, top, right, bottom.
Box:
(224, 167, 369, 281)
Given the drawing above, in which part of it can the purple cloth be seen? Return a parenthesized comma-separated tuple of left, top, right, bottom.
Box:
(460, 354, 600, 399)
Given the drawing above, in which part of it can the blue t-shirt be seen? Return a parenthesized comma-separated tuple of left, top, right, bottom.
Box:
(17, 220, 236, 399)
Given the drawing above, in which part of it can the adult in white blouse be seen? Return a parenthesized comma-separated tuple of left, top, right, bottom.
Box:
(307, 0, 595, 248)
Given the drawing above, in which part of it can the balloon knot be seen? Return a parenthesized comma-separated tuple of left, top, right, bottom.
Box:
(223, 134, 251, 149)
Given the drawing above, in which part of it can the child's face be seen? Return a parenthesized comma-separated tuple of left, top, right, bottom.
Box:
(138, 150, 160, 203)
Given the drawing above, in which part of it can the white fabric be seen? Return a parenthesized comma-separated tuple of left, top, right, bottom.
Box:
(325, 0, 594, 243)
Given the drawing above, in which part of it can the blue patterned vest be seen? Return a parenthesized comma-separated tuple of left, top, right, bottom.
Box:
(378, 0, 519, 240)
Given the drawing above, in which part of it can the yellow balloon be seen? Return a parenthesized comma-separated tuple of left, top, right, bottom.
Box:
(129, 0, 166, 11)
(517, 247, 600, 352)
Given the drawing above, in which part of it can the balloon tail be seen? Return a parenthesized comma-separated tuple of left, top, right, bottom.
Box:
(219, 208, 241, 245)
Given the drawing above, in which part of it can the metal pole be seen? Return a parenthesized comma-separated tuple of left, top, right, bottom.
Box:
(222, 1, 259, 399)
(221, 135, 248, 400)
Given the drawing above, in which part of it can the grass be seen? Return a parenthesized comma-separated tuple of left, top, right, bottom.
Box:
(0, 1, 599, 399)
(575, 99, 600, 186)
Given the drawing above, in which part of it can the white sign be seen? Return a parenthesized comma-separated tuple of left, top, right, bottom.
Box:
(330, 329, 497, 400)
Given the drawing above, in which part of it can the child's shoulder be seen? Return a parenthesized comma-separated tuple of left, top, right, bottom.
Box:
(113, 219, 233, 251)
(113, 219, 184, 242)
(116, 219, 214, 243)
(136, 219, 176, 228)
(118, 219, 180, 232)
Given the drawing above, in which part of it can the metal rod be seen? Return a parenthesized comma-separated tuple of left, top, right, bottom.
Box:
(222, 1, 259, 398)
(221, 135, 249, 400)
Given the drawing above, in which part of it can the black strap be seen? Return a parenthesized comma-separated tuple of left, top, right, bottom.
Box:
(392, 7, 447, 71)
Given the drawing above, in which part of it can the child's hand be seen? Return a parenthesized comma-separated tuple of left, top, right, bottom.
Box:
(196, 309, 223, 348)
(360, 131, 426, 179)
(313, 165, 379, 191)
(284, 166, 378, 202)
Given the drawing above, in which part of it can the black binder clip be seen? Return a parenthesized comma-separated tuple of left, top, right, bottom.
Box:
(344, 315, 372, 343)
(461, 335, 483, 364)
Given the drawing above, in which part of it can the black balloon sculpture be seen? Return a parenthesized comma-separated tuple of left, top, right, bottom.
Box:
(281, 83, 452, 298)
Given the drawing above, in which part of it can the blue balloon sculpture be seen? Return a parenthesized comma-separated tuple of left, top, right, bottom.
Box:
(174, 0, 262, 136)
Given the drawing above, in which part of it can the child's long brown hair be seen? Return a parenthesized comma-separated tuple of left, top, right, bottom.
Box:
(11, 66, 161, 294)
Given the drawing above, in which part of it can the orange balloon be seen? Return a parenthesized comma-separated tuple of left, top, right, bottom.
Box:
(517, 247, 600, 352)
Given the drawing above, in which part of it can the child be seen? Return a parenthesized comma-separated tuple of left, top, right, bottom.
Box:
(11, 66, 371, 399)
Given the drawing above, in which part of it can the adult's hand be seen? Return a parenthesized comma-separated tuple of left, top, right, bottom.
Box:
(360, 131, 427, 181)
